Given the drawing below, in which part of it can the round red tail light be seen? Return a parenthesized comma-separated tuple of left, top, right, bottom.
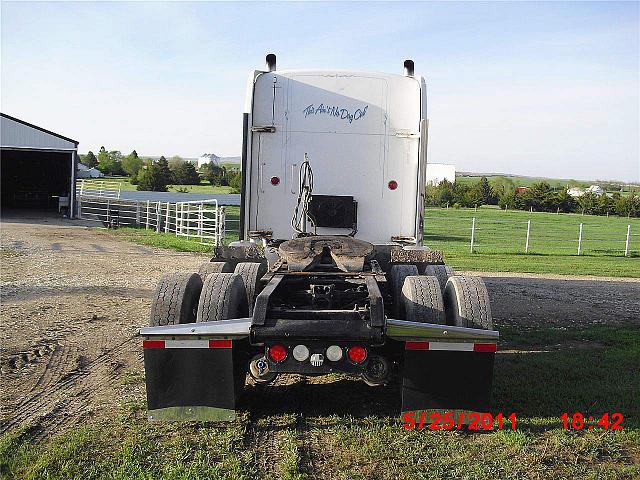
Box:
(388, 180, 398, 190)
(268, 344, 287, 362)
(270, 176, 280, 186)
(347, 345, 367, 364)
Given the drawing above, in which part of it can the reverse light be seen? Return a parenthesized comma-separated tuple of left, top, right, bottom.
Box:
(268, 344, 287, 362)
(292, 344, 310, 362)
(347, 345, 367, 364)
(388, 180, 398, 190)
(326, 345, 343, 362)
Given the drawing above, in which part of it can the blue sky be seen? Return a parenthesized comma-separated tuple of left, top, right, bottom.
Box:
(2, 1, 638, 181)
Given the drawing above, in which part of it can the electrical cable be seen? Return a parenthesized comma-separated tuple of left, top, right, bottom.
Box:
(291, 153, 315, 235)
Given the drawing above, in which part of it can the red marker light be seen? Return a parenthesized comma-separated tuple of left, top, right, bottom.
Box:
(268, 344, 287, 362)
(270, 176, 280, 186)
(347, 345, 367, 364)
(388, 180, 398, 190)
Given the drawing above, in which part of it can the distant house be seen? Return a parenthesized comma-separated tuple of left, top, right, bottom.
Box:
(197, 153, 220, 169)
(586, 185, 604, 196)
(515, 186, 529, 194)
(77, 163, 103, 178)
(567, 187, 584, 198)
(426, 163, 455, 186)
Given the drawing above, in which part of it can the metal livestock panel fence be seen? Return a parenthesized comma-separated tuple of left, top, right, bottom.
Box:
(76, 179, 122, 199)
(76, 195, 225, 246)
(424, 215, 639, 257)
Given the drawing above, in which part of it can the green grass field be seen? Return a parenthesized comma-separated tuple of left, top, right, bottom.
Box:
(422, 207, 639, 277)
(82, 176, 235, 194)
(2, 324, 638, 479)
(114, 205, 639, 278)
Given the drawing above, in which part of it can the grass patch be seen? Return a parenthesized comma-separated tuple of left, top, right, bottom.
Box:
(108, 228, 214, 253)
(2, 325, 638, 479)
(424, 207, 639, 277)
(87, 176, 235, 194)
(493, 325, 640, 426)
(108, 205, 638, 277)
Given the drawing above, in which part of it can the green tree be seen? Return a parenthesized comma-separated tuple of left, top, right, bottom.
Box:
(550, 190, 578, 213)
(168, 155, 185, 173)
(137, 159, 170, 192)
(491, 176, 515, 197)
(122, 150, 143, 177)
(172, 161, 200, 185)
(522, 182, 554, 212)
(96, 151, 121, 175)
(498, 191, 516, 210)
(200, 163, 226, 186)
(469, 177, 497, 206)
(228, 171, 242, 193)
(615, 193, 640, 218)
(156, 156, 172, 186)
(595, 194, 616, 216)
(81, 151, 98, 168)
(97, 146, 109, 166)
(577, 192, 599, 215)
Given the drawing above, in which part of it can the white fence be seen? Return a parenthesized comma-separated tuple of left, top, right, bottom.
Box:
(424, 215, 639, 257)
(76, 195, 225, 246)
(76, 179, 122, 199)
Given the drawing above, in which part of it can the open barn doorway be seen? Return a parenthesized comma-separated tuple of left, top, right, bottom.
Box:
(1, 149, 74, 214)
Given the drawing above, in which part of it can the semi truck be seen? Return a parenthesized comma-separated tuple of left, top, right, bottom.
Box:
(141, 55, 498, 422)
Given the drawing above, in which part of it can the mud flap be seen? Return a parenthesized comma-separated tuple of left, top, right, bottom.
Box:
(401, 341, 495, 418)
(143, 339, 244, 421)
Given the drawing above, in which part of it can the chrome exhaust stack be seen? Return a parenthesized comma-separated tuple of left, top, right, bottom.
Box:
(266, 53, 277, 72)
(403, 59, 414, 77)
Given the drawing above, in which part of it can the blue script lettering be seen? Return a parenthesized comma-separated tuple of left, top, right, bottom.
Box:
(302, 102, 368, 124)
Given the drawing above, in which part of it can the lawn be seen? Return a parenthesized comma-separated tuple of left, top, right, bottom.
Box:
(2, 324, 638, 479)
(110, 205, 639, 278)
(81, 176, 236, 194)
(422, 207, 639, 277)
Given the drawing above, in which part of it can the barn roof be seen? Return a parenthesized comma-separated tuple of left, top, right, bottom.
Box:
(1, 112, 78, 150)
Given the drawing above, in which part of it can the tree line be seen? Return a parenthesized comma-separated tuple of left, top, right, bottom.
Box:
(426, 177, 639, 217)
(79, 148, 241, 193)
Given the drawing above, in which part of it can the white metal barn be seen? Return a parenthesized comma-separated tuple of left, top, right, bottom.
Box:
(77, 163, 104, 179)
(0, 113, 78, 217)
(425, 163, 456, 186)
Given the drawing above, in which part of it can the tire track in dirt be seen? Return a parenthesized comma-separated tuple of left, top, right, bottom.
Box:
(30, 343, 73, 393)
(0, 335, 135, 436)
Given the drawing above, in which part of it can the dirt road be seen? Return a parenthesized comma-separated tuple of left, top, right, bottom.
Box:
(1, 219, 638, 438)
(0, 218, 208, 437)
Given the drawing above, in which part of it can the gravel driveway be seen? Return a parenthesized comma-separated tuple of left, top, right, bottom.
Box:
(1, 218, 638, 438)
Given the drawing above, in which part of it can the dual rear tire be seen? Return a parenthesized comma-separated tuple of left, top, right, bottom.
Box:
(150, 261, 265, 327)
(392, 264, 492, 330)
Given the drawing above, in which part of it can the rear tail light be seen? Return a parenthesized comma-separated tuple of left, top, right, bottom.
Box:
(268, 344, 287, 362)
(347, 345, 367, 364)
